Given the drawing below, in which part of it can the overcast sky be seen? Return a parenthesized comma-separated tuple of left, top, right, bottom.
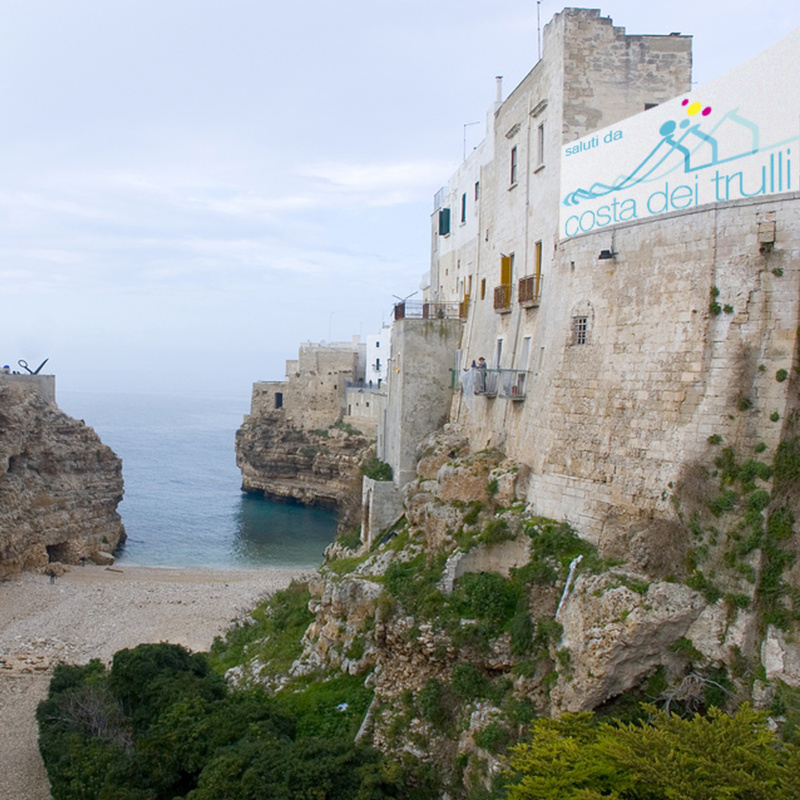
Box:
(2, 0, 799, 400)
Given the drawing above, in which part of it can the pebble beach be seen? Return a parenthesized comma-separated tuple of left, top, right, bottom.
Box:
(0, 564, 307, 800)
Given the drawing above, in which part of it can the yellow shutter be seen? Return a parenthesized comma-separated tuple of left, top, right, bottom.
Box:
(501, 255, 512, 285)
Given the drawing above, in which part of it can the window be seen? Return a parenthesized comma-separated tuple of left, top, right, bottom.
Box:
(573, 316, 588, 345)
(534, 240, 542, 278)
(520, 336, 531, 371)
(510, 146, 518, 184)
(275, 392, 283, 409)
(438, 207, 451, 236)
(375, 358, 381, 371)
(376, 341, 380, 347)
(481, 278, 486, 300)
(644, 102, 658, 111)
(494, 339, 503, 369)
(461, 192, 467, 223)
(537, 123, 545, 165)
(474, 181, 480, 201)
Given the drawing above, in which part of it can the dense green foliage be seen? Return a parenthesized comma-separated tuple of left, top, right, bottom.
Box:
(502, 705, 800, 800)
(362, 456, 393, 482)
(38, 643, 401, 800)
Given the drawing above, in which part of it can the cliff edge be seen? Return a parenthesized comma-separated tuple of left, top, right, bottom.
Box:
(0, 380, 125, 579)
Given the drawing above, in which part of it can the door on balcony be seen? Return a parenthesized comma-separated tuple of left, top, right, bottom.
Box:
(501, 253, 514, 286)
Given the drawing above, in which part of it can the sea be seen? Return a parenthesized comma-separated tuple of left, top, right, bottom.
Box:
(58, 391, 338, 570)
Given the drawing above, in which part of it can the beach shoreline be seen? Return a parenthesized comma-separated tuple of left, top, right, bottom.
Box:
(0, 563, 308, 800)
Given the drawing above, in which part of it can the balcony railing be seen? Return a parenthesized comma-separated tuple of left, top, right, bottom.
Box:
(394, 301, 462, 321)
(493, 284, 512, 313)
(519, 274, 543, 307)
(462, 367, 529, 400)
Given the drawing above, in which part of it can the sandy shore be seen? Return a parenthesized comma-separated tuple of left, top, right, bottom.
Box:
(0, 564, 308, 800)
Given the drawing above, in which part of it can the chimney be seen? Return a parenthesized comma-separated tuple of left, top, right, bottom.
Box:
(495, 76, 503, 103)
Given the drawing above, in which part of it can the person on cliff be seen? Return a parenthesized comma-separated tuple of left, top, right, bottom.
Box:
(49, 570, 56, 585)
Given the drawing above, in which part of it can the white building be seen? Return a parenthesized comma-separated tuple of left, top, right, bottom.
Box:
(367, 7, 800, 546)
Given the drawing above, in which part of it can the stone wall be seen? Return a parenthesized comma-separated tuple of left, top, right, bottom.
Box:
(344, 387, 385, 436)
(0, 373, 56, 405)
(457, 194, 800, 542)
(381, 318, 464, 489)
(246, 341, 364, 432)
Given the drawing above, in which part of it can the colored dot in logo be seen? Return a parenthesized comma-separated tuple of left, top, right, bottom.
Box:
(681, 98, 712, 116)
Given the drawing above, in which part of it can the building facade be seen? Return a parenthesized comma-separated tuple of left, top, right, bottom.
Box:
(368, 8, 800, 545)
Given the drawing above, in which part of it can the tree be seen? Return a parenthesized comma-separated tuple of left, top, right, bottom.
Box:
(502, 705, 800, 800)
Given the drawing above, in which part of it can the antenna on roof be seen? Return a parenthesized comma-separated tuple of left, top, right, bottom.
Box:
(463, 121, 480, 160)
(537, 1, 542, 62)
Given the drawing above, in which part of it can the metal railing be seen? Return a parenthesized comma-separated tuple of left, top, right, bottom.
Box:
(461, 367, 529, 400)
(494, 284, 512, 313)
(518, 274, 543, 307)
(394, 301, 462, 321)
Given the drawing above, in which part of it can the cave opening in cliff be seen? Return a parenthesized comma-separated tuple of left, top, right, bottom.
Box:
(46, 543, 72, 563)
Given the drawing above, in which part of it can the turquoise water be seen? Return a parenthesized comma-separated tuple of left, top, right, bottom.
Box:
(58, 391, 338, 569)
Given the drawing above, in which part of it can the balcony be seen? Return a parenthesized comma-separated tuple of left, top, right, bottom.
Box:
(493, 284, 513, 313)
(394, 301, 462, 321)
(519, 274, 543, 308)
(467, 368, 529, 400)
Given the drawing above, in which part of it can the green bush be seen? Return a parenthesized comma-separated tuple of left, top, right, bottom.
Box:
(361, 456, 393, 481)
(451, 664, 491, 701)
(502, 705, 800, 800)
(38, 644, 399, 800)
(458, 572, 520, 627)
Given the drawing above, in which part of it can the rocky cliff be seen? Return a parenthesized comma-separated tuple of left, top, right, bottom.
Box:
(236, 412, 372, 530)
(218, 413, 800, 796)
(0, 381, 125, 579)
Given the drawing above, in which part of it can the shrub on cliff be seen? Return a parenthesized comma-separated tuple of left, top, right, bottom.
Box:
(361, 456, 393, 481)
(38, 643, 403, 800)
(501, 704, 800, 800)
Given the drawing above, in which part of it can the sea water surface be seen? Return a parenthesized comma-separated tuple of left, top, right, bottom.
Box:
(59, 391, 338, 569)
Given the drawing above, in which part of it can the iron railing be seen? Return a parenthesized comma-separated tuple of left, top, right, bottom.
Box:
(519, 274, 543, 307)
(461, 367, 529, 400)
(494, 284, 512, 313)
(394, 301, 462, 321)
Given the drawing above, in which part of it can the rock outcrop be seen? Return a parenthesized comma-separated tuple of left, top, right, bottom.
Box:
(236, 412, 371, 529)
(0, 381, 125, 579)
(220, 419, 800, 795)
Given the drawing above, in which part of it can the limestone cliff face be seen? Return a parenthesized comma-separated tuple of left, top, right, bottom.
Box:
(0, 382, 125, 579)
(235, 411, 371, 528)
(224, 419, 800, 795)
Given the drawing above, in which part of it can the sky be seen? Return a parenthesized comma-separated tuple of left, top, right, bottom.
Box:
(1, 0, 799, 400)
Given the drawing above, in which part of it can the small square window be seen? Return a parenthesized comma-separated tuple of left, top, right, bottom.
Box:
(573, 316, 588, 345)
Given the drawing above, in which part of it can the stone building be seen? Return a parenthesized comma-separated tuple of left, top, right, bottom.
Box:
(366, 8, 800, 545)
(247, 338, 366, 432)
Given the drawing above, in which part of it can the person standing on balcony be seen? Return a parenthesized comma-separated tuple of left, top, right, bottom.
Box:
(476, 357, 487, 393)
